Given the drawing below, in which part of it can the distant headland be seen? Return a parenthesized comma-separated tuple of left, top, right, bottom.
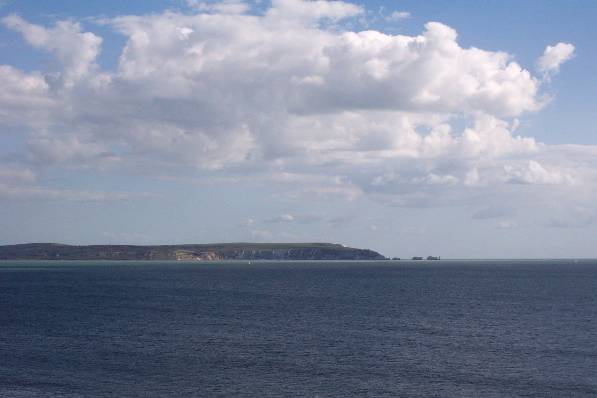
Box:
(0, 243, 386, 261)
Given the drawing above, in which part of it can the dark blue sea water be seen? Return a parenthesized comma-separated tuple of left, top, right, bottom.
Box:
(1, 260, 596, 397)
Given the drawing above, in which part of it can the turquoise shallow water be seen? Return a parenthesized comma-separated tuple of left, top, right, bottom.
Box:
(1, 260, 596, 397)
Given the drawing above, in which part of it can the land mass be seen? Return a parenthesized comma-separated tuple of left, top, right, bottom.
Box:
(0, 243, 386, 261)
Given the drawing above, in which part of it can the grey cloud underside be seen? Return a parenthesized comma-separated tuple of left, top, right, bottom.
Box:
(0, 0, 591, 217)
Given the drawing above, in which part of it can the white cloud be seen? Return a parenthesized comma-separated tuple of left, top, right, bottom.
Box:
(503, 160, 575, 185)
(0, 2, 592, 217)
(0, 183, 145, 202)
(0, 165, 36, 183)
(2, 14, 102, 86)
(276, 213, 296, 222)
(387, 11, 411, 21)
(266, 0, 363, 22)
(186, 0, 250, 15)
(497, 219, 518, 229)
(26, 133, 116, 165)
(286, 184, 363, 201)
(537, 42, 575, 77)
(0, 65, 54, 129)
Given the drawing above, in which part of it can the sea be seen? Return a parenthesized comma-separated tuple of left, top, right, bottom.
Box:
(1, 260, 596, 397)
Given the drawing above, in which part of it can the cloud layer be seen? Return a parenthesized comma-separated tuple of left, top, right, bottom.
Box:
(0, 0, 588, 220)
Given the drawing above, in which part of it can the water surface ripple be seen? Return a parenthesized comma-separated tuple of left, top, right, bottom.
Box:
(1, 260, 596, 397)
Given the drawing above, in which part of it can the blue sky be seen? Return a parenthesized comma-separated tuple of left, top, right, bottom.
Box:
(1, 0, 596, 258)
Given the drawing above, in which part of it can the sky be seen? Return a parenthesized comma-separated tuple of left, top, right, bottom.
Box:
(1, 0, 596, 258)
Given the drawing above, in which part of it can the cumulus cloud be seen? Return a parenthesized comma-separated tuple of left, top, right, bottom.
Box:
(537, 42, 575, 77)
(503, 160, 575, 185)
(2, 14, 102, 86)
(0, 65, 54, 129)
(0, 0, 592, 217)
